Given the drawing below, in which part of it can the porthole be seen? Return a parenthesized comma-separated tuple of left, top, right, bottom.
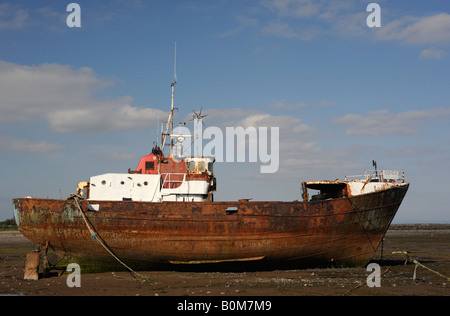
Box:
(101, 180, 106, 185)
(144, 181, 148, 186)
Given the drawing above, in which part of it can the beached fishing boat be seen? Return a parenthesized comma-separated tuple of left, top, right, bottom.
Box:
(12, 73, 409, 273)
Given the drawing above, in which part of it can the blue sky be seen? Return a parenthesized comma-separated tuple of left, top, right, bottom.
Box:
(1, 0, 449, 222)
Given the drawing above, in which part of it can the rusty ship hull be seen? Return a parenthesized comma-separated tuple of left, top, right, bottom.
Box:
(13, 183, 408, 270)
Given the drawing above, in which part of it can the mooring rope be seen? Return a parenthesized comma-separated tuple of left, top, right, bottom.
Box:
(346, 197, 378, 252)
(344, 251, 449, 295)
(412, 259, 450, 282)
(392, 250, 450, 282)
(67, 194, 150, 283)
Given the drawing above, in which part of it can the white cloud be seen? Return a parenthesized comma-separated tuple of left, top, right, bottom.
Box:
(333, 108, 450, 136)
(263, 21, 300, 38)
(262, 20, 322, 40)
(384, 146, 443, 158)
(101, 152, 139, 161)
(318, 100, 335, 107)
(0, 61, 167, 133)
(377, 13, 450, 45)
(198, 108, 317, 137)
(420, 48, 446, 59)
(201, 109, 335, 177)
(190, 108, 264, 125)
(237, 113, 317, 136)
(236, 112, 361, 179)
(0, 135, 64, 153)
(181, 107, 331, 177)
(243, 0, 367, 40)
(262, 0, 321, 18)
(218, 16, 260, 38)
(226, 1, 450, 47)
(332, 12, 368, 38)
(271, 100, 309, 110)
(0, 3, 28, 30)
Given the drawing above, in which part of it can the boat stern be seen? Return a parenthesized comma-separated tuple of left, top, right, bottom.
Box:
(302, 168, 408, 202)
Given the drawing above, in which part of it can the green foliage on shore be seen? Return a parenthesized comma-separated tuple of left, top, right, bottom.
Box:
(0, 218, 17, 231)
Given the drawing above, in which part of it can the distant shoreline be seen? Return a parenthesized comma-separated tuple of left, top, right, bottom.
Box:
(389, 223, 450, 230)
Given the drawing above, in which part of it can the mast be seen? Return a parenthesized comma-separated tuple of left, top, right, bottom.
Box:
(161, 42, 177, 156)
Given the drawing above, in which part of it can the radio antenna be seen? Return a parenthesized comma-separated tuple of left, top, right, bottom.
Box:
(173, 41, 177, 83)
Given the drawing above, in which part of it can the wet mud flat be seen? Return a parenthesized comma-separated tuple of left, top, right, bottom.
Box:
(0, 225, 449, 296)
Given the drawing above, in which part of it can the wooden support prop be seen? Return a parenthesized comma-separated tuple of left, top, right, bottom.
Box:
(24, 250, 40, 281)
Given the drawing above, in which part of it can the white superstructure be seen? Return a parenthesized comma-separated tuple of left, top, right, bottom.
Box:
(87, 167, 214, 203)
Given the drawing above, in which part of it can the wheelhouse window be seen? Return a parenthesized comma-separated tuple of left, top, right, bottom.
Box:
(145, 161, 155, 171)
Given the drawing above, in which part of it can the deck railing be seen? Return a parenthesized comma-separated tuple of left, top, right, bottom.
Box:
(344, 170, 405, 183)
